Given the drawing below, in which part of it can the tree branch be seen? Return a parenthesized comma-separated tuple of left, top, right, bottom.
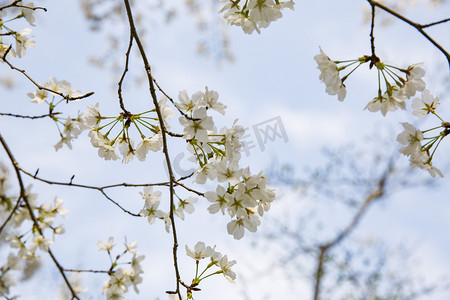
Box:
(367, 0, 450, 69)
(120, 1, 183, 297)
(0, 112, 61, 119)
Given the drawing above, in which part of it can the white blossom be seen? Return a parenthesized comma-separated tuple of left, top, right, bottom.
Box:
(396, 122, 423, 156)
(218, 255, 237, 282)
(27, 89, 48, 104)
(179, 107, 214, 143)
(21, 3, 36, 26)
(135, 134, 162, 161)
(314, 48, 346, 101)
(185, 241, 214, 260)
(411, 89, 440, 117)
(365, 88, 407, 116)
(98, 237, 115, 252)
(202, 86, 226, 115)
(205, 185, 231, 215)
(15, 28, 35, 57)
(404, 63, 426, 98)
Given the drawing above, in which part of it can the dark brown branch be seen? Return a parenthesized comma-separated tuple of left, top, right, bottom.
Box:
(14, 4, 47, 12)
(122, 0, 183, 297)
(167, 131, 184, 137)
(0, 133, 80, 300)
(368, 2, 378, 69)
(63, 268, 110, 274)
(0, 1, 47, 11)
(174, 180, 204, 197)
(367, 0, 450, 69)
(0, 0, 21, 10)
(18, 167, 145, 216)
(422, 17, 450, 29)
(117, 33, 133, 115)
(152, 75, 199, 121)
(0, 112, 61, 119)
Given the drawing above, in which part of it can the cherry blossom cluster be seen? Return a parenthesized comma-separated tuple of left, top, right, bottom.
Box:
(27, 88, 173, 161)
(175, 88, 276, 239)
(183, 241, 236, 298)
(0, 165, 68, 297)
(71, 99, 173, 162)
(315, 48, 426, 115)
(0, 2, 37, 59)
(219, 0, 295, 34)
(28, 77, 82, 104)
(315, 48, 447, 177)
(98, 237, 145, 300)
(139, 186, 173, 232)
(396, 90, 447, 177)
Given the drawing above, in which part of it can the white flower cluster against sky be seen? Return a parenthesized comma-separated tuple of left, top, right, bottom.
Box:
(1, 0, 450, 299)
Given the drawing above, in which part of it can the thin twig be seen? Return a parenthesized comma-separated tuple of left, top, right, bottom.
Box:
(367, 0, 450, 69)
(0, 0, 21, 10)
(0, 0, 47, 11)
(63, 268, 111, 274)
(0, 112, 61, 119)
(152, 76, 200, 121)
(174, 180, 204, 197)
(19, 167, 144, 216)
(421, 17, 450, 29)
(117, 33, 133, 115)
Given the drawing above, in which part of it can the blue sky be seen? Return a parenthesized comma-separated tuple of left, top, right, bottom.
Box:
(1, 0, 450, 299)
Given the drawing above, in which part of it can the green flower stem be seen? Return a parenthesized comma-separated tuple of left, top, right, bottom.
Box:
(337, 60, 359, 71)
(109, 127, 125, 145)
(103, 119, 121, 137)
(97, 118, 120, 131)
(384, 64, 406, 72)
(432, 111, 445, 123)
(383, 66, 403, 86)
(341, 62, 363, 82)
(422, 125, 444, 133)
(135, 118, 157, 132)
(380, 70, 392, 95)
(198, 271, 222, 282)
(195, 260, 199, 279)
(428, 135, 444, 161)
(377, 69, 382, 98)
(422, 136, 439, 149)
(131, 119, 145, 138)
(136, 109, 156, 115)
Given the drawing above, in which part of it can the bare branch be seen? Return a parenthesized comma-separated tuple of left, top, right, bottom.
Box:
(422, 17, 450, 29)
(18, 167, 150, 216)
(117, 33, 133, 115)
(0, 112, 61, 119)
(367, 0, 450, 69)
